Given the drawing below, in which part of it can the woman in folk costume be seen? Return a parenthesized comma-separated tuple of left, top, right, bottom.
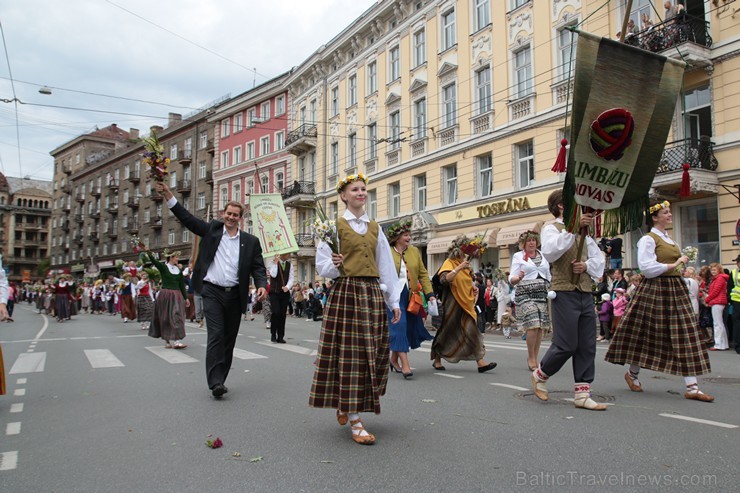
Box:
(431, 235, 497, 374)
(508, 230, 551, 371)
(605, 201, 713, 402)
(136, 271, 155, 330)
(309, 173, 401, 446)
(0, 264, 9, 395)
(53, 274, 73, 322)
(119, 273, 137, 323)
(385, 218, 435, 379)
(144, 249, 189, 349)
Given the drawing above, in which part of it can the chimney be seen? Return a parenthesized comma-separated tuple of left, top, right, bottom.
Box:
(168, 113, 182, 126)
(129, 128, 139, 140)
(150, 125, 164, 135)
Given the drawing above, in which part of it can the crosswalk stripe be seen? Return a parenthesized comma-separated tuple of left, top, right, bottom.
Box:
(490, 383, 529, 391)
(145, 346, 199, 364)
(9, 353, 46, 374)
(254, 341, 317, 356)
(6, 423, 21, 436)
(0, 451, 18, 471)
(84, 349, 125, 369)
(434, 373, 464, 379)
(9, 404, 23, 414)
(197, 345, 268, 360)
(658, 413, 738, 429)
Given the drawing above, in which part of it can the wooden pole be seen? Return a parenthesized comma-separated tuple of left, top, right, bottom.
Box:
(619, 0, 634, 43)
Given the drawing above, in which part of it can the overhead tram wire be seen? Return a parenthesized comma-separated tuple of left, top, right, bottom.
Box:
(0, 18, 22, 178)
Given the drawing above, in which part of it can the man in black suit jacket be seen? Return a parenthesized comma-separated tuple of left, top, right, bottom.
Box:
(156, 182, 267, 398)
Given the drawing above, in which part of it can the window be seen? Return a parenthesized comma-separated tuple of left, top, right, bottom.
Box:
(389, 46, 400, 81)
(476, 154, 493, 197)
(276, 131, 285, 150)
(261, 174, 269, 194)
(199, 161, 207, 178)
(475, 67, 492, 114)
(233, 146, 242, 165)
(233, 184, 240, 202)
(199, 131, 208, 149)
(389, 111, 401, 150)
(276, 172, 284, 191)
(182, 230, 190, 243)
(183, 165, 191, 180)
(123, 163, 130, 179)
(367, 61, 377, 94)
(442, 84, 457, 128)
(389, 183, 401, 217)
(514, 47, 533, 99)
(299, 106, 306, 125)
(247, 141, 255, 160)
(144, 209, 151, 223)
(414, 174, 427, 212)
(260, 136, 270, 156)
(221, 119, 230, 137)
(309, 99, 317, 124)
(442, 9, 456, 50)
(247, 180, 254, 195)
(413, 29, 426, 67)
(197, 193, 206, 209)
(234, 113, 243, 132)
(365, 190, 375, 218)
(184, 137, 192, 158)
(330, 142, 339, 176)
(348, 75, 357, 106)
(512, 0, 530, 9)
(557, 27, 576, 81)
(367, 123, 377, 159)
(414, 98, 426, 139)
(443, 165, 457, 205)
(276, 95, 286, 115)
(247, 108, 256, 127)
(628, 0, 652, 29)
(221, 188, 228, 208)
(261, 101, 271, 121)
(517, 140, 535, 188)
(348, 133, 357, 169)
(221, 150, 230, 168)
(474, 0, 491, 31)
(331, 86, 339, 116)
(168, 230, 175, 245)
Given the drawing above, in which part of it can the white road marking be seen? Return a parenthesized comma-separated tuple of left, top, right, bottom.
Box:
(490, 383, 529, 391)
(9, 403, 23, 413)
(116, 334, 148, 338)
(197, 345, 267, 360)
(145, 346, 199, 364)
(33, 314, 49, 340)
(562, 398, 614, 406)
(84, 349, 125, 369)
(13, 389, 25, 396)
(0, 451, 18, 471)
(484, 343, 528, 352)
(255, 341, 317, 356)
(9, 353, 46, 374)
(6, 423, 21, 435)
(16, 378, 26, 385)
(658, 413, 738, 429)
(434, 373, 464, 379)
(27, 350, 34, 353)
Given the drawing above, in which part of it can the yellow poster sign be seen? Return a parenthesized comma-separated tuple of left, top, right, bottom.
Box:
(249, 194, 299, 256)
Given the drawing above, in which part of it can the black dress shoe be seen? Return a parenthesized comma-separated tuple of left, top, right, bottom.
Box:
(211, 383, 227, 398)
(276, 339, 286, 344)
(270, 336, 277, 343)
(477, 362, 497, 373)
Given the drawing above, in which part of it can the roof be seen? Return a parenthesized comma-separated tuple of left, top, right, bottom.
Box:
(5, 176, 53, 196)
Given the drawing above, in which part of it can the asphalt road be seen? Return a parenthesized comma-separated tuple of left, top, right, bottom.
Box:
(0, 303, 738, 492)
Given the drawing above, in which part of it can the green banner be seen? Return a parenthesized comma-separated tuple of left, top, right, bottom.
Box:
(249, 194, 299, 256)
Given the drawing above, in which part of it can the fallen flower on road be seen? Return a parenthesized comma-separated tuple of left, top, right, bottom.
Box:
(206, 437, 223, 449)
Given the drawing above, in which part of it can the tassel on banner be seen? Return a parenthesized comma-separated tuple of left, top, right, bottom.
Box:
(551, 138, 568, 173)
(595, 211, 602, 239)
(680, 163, 691, 197)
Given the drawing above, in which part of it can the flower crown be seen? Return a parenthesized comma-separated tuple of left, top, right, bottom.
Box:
(386, 219, 412, 242)
(649, 200, 670, 214)
(336, 173, 369, 192)
(517, 230, 540, 245)
(162, 248, 181, 259)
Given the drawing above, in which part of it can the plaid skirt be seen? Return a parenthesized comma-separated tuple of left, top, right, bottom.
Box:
(309, 277, 389, 414)
(149, 289, 186, 341)
(513, 278, 550, 332)
(605, 276, 711, 376)
(136, 295, 153, 322)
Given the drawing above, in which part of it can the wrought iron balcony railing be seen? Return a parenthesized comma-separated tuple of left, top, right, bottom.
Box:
(657, 137, 718, 174)
(623, 13, 712, 53)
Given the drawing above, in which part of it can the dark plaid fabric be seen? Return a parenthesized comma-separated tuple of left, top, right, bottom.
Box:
(431, 283, 486, 363)
(136, 295, 154, 322)
(149, 289, 186, 341)
(309, 277, 389, 414)
(120, 294, 137, 320)
(605, 277, 711, 376)
(0, 344, 5, 395)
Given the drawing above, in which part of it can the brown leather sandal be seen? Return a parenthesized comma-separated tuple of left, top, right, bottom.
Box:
(349, 418, 375, 445)
(336, 410, 348, 426)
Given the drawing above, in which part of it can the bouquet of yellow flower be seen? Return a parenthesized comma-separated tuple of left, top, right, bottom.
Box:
(460, 233, 487, 260)
(129, 234, 147, 253)
(141, 131, 170, 182)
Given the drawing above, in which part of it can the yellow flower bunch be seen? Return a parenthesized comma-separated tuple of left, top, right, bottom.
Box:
(336, 172, 369, 192)
(649, 200, 670, 214)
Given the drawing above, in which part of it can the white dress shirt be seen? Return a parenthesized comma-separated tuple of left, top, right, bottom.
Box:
(509, 250, 551, 284)
(167, 196, 239, 287)
(269, 261, 295, 290)
(315, 209, 400, 309)
(541, 218, 605, 280)
(0, 263, 8, 304)
(637, 227, 676, 279)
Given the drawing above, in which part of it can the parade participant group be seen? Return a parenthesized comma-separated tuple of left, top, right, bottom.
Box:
(2, 175, 735, 446)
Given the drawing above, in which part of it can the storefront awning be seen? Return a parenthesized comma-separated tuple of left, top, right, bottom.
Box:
(495, 221, 544, 246)
(427, 229, 497, 254)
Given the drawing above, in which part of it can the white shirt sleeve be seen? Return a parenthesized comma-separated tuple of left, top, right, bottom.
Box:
(268, 263, 278, 279)
(286, 265, 295, 290)
(509, 252, 524, 283)
(585, 236, 605, 280)
(0, 267, 8, 304)
(376, 228, 400, 310)
(637, 235, 669, 278)
(540, 222, 574, 264)
(166, 196, 177, 209)
(316, 241, 341, 279)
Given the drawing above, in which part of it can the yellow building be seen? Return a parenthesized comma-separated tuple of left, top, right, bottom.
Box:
(290, 0, 740, 280)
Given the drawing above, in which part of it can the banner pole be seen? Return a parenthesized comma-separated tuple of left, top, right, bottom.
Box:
(619, 0, 634, 43)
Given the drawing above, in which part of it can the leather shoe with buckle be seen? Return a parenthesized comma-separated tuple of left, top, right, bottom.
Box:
(211, 383, 227, 398)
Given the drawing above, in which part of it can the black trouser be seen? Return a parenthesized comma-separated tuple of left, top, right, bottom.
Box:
(269, 291, 290, 341)
(202, 283, 242, 389)
(733, 300, 740, 352)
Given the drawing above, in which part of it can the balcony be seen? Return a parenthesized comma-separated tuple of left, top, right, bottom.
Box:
(205, 171, 213, 184)
(107, 230, 118, 239)
(624, 14, 712, 68)
(90, 233, 100, 243)
(62, 184, 72, 194)
(280, 181, 316, 208)
(74, 214, 84, 223)
(90, 187, 101, 197)
(63, 164, 72, 175)
(61, 202, 71, 212)
(294, 233, 316, 258)
(126, 222, 139, 234)
(127, 197, 141, 208)
(75, 193, 86, 203)
(470, 112, 493, 134)
(127, 171, 141, 184)
(177, 150, 192, 164)
(107, 180, 119, 192)
(61, 222, 70, 232)
(206, 139, 215, 155)
(74, 235, 84, 245)
(285, 123, 318, 156)
(151, 192, 163, 202)
(653, 137, 719, 195)
(147, 216, 163, 229)
(63, 243, 69, 252)
(89, 209, 101, 219)
(25, 222, 43, 230)
(176, 179, 192, 193)
(410, 138, 426, 158)
(106, 205, 119, 215)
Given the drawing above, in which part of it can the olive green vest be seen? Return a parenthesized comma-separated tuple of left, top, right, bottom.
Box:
(647, 232, 681, 277)
(337, 217, 380, 278)
(549, 223, 593, 292)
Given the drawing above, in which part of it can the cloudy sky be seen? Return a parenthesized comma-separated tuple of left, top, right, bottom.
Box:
(0, 0, 376, 182)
